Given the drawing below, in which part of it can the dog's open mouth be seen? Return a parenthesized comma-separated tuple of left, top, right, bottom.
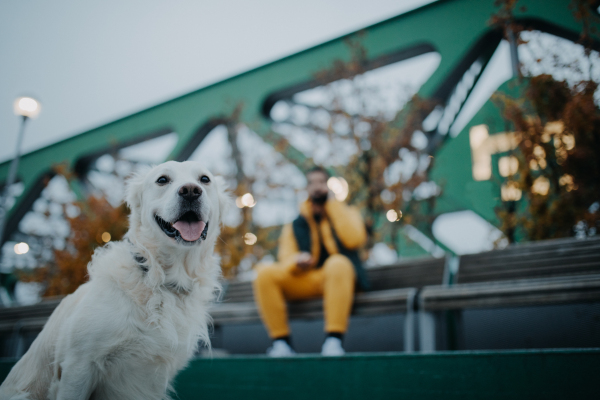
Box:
(155, 212, 209, 243)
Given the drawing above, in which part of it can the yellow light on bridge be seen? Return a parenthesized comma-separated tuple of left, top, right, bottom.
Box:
(501, 182, 522, 201)
(498, 156, 518, 177)
(531, 176, 550, 196)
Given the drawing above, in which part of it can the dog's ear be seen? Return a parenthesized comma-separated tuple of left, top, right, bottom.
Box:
(125, 165, 151, 210)
(213, 175, 232, 224)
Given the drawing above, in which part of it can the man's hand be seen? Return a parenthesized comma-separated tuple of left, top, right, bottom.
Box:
(311, 190, 334, 217)
(296, 252, 314, 271)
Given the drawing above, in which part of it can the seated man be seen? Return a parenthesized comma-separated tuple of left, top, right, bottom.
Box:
(253, 166, 369, 357)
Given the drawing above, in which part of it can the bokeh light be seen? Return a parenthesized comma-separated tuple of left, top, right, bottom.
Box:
(243, 232, 257, 245)
(101, 232, 111, 242)
(237, 193, 256, 208)
(327, 177, 349, 201)
(14, 242, 30, 255)
(386, 209, 402, 222)
(13, 97, 41, 118)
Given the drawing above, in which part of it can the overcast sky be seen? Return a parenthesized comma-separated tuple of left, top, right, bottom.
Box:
(0, 0, 434, 163)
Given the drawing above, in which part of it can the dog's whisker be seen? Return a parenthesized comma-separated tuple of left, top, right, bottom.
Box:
(217, 235, 236, 251)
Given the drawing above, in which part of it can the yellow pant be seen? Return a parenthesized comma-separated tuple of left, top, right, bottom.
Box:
(253, 254, 356, 338)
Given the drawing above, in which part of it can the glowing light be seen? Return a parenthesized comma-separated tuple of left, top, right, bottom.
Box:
(240, 193, 256, 208)
(470, 125, 491, 181)
(469, 124, 489, 149)
(559, 174, 577, 192)
(554, 138, 569, 165)
(235, 197, 244, 208)
(327, 177, 349, 201)
(470, 125, 519, 181)
(236, 193, 256, 208)
(544, 120, 564, 136)
(498, 156, 519, 177)
(531, 176, 550, 196)
(529, 159, 539, 171)
(386, 209, 402, 222)
(13, 97, 41, 118)
(533, 145, 546, 159)
(14, 242, 29, 255)
(532, 145, 547, 169)
(501, 182, 522, 201)
(562, 134, 575, 151)
(538, 158, 547, 169)
(541, 132, 551, 143)
(243, 232, 257, 245)
(541, 120, 565, 144)
(101, 232, 111, 242)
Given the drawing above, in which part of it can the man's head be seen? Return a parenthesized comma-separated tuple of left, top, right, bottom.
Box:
(306, 166, 330, 205)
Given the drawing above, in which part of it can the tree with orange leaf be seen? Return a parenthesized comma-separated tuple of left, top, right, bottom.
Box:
(19, 192, 129, 297)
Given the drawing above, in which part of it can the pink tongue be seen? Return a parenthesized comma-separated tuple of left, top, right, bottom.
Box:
(173, 220, 206, 242)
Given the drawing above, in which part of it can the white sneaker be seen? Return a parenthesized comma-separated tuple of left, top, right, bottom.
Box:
(266, 340, 296, 357)
(321, 337, 345, 356)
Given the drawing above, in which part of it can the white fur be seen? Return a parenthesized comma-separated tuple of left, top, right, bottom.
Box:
(0, 161, 229, 400)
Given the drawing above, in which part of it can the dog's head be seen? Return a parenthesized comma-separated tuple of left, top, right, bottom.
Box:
(125, 161, 229, 249)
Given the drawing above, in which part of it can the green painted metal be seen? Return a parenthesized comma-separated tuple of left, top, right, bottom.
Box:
(0, 0, 596, 242)
(1, 349, 599, 398)
(429, 79, 525, 225)
(397, 231, 432, 258)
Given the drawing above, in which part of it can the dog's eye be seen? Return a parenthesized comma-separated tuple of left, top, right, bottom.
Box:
(200, 176, 210, 184)
(156, 176, 170, 185)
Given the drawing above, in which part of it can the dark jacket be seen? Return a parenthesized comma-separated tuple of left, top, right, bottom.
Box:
(276, 200, 369, 291)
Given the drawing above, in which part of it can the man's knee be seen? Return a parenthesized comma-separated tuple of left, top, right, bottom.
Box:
(254, 264, 281, 287)
(323, 254, 354, 278)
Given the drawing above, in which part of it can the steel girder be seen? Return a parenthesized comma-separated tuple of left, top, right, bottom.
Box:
(0, 0, 597, 245)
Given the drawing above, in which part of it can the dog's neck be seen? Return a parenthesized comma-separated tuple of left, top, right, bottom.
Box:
(125, 236, 200, 295)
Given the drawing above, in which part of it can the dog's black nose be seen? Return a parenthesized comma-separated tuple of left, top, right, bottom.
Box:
(178, 184, 202, 201)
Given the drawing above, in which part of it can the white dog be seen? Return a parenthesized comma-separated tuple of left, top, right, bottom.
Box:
(0, 161, 229, 400)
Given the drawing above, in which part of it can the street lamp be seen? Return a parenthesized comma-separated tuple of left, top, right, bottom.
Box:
(0, 96, 41, 245)
(13, 97, 41, 119)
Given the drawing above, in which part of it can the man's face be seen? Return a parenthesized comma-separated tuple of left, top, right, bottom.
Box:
(306, 171, 329, 203)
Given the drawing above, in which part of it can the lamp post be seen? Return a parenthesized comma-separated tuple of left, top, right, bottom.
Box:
(0, 96, 41, 245)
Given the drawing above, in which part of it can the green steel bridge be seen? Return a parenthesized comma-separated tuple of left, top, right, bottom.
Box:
(1, 0, 597, 255)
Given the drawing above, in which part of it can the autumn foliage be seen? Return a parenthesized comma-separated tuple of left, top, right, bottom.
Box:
(304, 38, 438, 247)
(19, 195, 129, 296)
(495, 76, 600, 240)
(492, 0, 600, 241)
